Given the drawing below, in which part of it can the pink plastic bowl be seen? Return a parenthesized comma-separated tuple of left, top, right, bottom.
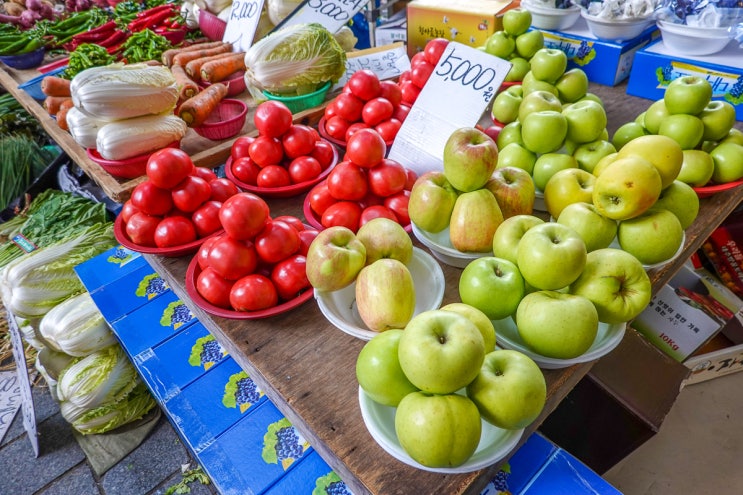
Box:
(193, 99, 248, 140)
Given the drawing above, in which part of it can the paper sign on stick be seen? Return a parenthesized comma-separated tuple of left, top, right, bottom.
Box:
(273, 0, 369, 34)
(7, 314, 38, 457)
(334, 42, 410, 90)
(223, 0, 266, 52)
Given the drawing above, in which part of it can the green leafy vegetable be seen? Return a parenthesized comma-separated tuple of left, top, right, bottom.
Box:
(121, 29, 173, 64)
(63, 43, 116, 80)
(71, 381, 157, 435)
(0, 134, 57, 210)
(164, 466, 211, 495)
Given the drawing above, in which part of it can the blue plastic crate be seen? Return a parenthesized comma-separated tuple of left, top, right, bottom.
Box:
(18, 66, 66, 100)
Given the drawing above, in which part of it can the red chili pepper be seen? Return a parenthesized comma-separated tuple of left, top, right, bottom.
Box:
(128, 9, 176, 32)
(70, 21, 117, 43)
(134, 3, 177, 19)
(82, 20, 117, 37)
(99, 29, 128, 48)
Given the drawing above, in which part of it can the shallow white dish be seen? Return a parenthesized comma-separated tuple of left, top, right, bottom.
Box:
(533, 189, 547, 212)
(657, 20, 732, 56)
(358, 387, 524, 473)
(315, 247, 445, 340)
(493, 316, 626, 369)
(411, 223, 492, 268)
(581, 11, 653, 42)
(524, 3, 581, 31)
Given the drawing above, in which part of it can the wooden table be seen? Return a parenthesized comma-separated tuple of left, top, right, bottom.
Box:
(3, 58, 743, 495)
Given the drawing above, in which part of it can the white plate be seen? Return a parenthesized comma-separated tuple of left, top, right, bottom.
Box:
(493, 316, 626, 369)
(411, 223, 492, 268)
(358, 387, 524, 473)
(315, 247, 445, 340)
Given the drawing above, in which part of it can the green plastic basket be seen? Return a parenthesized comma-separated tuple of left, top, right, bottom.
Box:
(263, 81, 332, 114)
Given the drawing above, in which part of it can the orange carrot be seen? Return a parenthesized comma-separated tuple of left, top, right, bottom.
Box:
(177, 83, 228, 128)
(40, 75, 71, 97)
(170, 63, 200, 101)
(56, 105, 71, 131)
(185, 51, 239, 81)
(43, 96, 72, 116)
(171, 44, 233, 68)
(200, 52, 246, 84)
(59, 98, 74, 113)
(162, 41, 231, 66)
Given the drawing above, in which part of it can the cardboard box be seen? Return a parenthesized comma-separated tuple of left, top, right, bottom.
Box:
(406, 0, 515, 58)
(683, 335, 743, 386)
(375, 7, 407, 47)
(627, 39, 743, 120)
(537, 17, 660, 86)
(263, 451, 346, 495)
(74, 245, 147, 293)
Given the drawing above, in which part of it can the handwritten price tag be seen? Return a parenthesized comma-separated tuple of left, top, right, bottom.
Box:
(273, 0, 368, 34)
(0, 371, 21, 445)
(334, 42, 410, 90)
(7, 313, 38, 457)
(223, 0, 266, 52)
(387, 43, 512, 177)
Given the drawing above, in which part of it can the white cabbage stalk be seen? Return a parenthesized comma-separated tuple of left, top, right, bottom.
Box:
(95, 114, 188, 161)
(16, 315, 47, 350)
(267, 0, 302, 25)
(39, 292, 116, 357)
(65, 107, 111, 150)
(71, 381, 157, 435)
(36, 347, 74, 402)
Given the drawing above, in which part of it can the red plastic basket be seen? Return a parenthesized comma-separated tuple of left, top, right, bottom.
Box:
(87, 141, 181, 179)
(193, 99, 248, 140)
(198, 9, 227, 41)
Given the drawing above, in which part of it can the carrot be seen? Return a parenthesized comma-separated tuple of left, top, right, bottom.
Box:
(177, 83, 228, 128)
(43, 96, 72, 116)
(171, 44, 233, 68)
(200, 52, 246, 84)
(162, 40, 231, 66)
(185, 51, 239, 81)
(59, 98, 74, 113)
(40, 75, 71, 97)
(171, 63, 200, 101)
(56, 105, 71, 131)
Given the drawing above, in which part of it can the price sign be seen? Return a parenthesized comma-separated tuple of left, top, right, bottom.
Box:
(273, 0, 368, 34)
(7, 313, 38, 457)
(334, 42, 410, 90)
(387, 43, 512, 177)
(0, 371, 21, 444)
(223, 0, 266, 52)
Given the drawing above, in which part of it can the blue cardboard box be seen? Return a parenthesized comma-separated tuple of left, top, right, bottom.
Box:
(87, 264, 171, 324)
(74, 245, 147, 292)
(537, 17, 660, 86)
(263, 451, 351, 495)
(627, 39, 743, 120)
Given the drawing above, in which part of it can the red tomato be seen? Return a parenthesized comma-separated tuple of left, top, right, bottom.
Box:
(249, 136, 284, 168)
(191, 167, 218, 182)
(410, 51, 428, 69)
(362, 97, 394, 126)
(405, 168, 418, 190)
(323, 101, 338, 120)
(321, 201, 362, 231)
(219, 192, 270, 240)
(360, 205, 398, 225)
(154, 216, 197, 248)
(273, 215, 305, 232)
(253, 100, 293, 138)
(145, 148, 194, 189)
(345, 122, 370, 142)
(308, 181, 336, 216)
(231, 156, 261, 185)
(197, 236, 218, 270)
(345, 128, 386, 168)
(288, 156, 322, 184)
(191, 200, 223, 238)
(130, 181, 173, 216)
(347, 69, 381, 101)
(208, 178, 239, 203)
(271, 254, 310, 301)
(393, 103, 411, 123)
(327, 160, 368, 201)
(359, 190, 384, 209)
(384, 191, 410, 225)
(410, 60, 435, 88)
(374, 118, 401, 143)
(311, 140, 336, 170)
(379, 80, 402, 108)
(324, 115, 350, 141)
(398, 70, 411, 85)
(230, 274, 278, 311)
(368, 158, 407, 197)
(424, 38, 449, 65)
(125, 212, 161, 246)
(230, 136, 255, 161)
(297, 229, 319, 256)
(400, 80, 421, 105)
(120, 200, 139, 223)
(282, 124, 316, 159)
(255, 220, 301, 264)
(196, 267, 234, 309)
(171, 176, 212, 212)
(333, 92, 364, 122)
(207, 234, 258, 280)
(256, 165, 291, 188)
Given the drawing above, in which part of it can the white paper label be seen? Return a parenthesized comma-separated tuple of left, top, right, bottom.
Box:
(334, 42, 410, 90)
(7, 314, 38, 457)
(0, 371, 21, 445)
(274, 0, 368, 33)
(223, 0, 266, 52)
(387, 42, 511, 177)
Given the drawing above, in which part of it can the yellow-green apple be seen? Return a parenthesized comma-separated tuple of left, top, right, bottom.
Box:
(580, 92, 604, 106)
(521, 72, 559, 96)
(529, 48, 568, 84)
(306, 226, 366, 291)
(592, 155, 662, 220)
(562, 99, 607, 144)
(466, 349, 546, 429)
(443, 127, 499, 192)
(653, 180, 700, 229)
(517, 90, 562, 122)
(394, 391, 481, 468)
(441, 302, 497, 353)
(521, 110, 568, 154)
(515, 290, 599, 359)
(485, 30, 516, 58)
(663, 75, 712, 115)
(611, 121, 647, 151)
(556, 201, 618, 252)
(677, 149, 715, 187)
(641, 99, 670, 134)
(505, 56, 531, 82)
(492, 214, 545, 265)
(491, 85, 523, 124)
(356, 330, 419, 407)
(710, 142, 743, 184)
(449, 189, 504, 253)
(591, 152, 618, 177)
(398, 310, 486, 394)
(555, 68, 589, 103)
(485, 166, 536, 218)
(543, 168, 596, 219)
(496, 142, 537, 174)
(617, 134, 683, 189)
(515, 29, 545, 59)
(459, 257, 525, 320)
(658, 113, 705, 150)
(720, 128, 743, 147)
(517, 222, 587, 290)
(496, 121, 524, 150)
(355, 258, 416, 332)
(617, 208, 684, 266)
(356, 217, 413, 265)
(503, 8, 533, 36)
(532, 152, 578, 192)
(699, 100, 737, 142)
(408, 171, 458, 233)
(573, 139, 617, 174)
(569, 247, 651, 323)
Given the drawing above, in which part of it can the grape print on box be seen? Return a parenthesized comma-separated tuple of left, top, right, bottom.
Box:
(189, 334, 228, 370)
(223, 370, 264, 413)
(263, 417, 311, 470)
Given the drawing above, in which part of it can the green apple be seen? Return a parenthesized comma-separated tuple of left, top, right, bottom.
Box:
(443, 127, 499, 192)
(611, 121, 647, 151)
(532, 152, 578, 192)
(449, 189, 504, 253)
(466, 349, 546, 429)
(555, 68, 589, 103)
(517, 222, 587, 290)
(677, 149, 715, 187)
(306, 226, 366, 291)
(592, 155, 662, 221)
(521, 74, 559, 97)
(459, 256, 525, 321)
(529, 48, 568, 84)
(398, 310, 486, 394)
(496, 142, 537, 174)
(556, 201, 618, 252)
(653, 180, 700, 229)
(543, 168, 596, 219)
(720, 128, 743, 147)
(663, 75, 712, 115)
(573, 139, 617, 174)
(505, 56, 531, 82)
(485, 31, 516, 58)
(521, 110, 568, 154)
(503, 8, 533, 36)
(356, 217, 413, 265)
(658, 113, 705, 150)
(441, 303, 497, 353)
(356, 330, 419, 407)
(492, 214, 545, 265)
(569, 247, 652, 323)
(579, 92, 604, 107)
(408, 171, 458, 234)
(517, 89, 563, 123)
(491, 86, 523, 124)
(641, 99, 670, 134)
(394, 391, 482, 468)
(617, 208, 684, 266)
(699, 100, 737, 142)
(616, 134, 683, 189)
(562, 99, 607, 144)
(355, 258, 416, 332)
(591, 152, 619, 177)
(485, 166, 536, 218)
(515, 30, 545, 59)
(515, 290, 599, 359)
(496, 121, 524, 150)
(710, 142, 743, 184)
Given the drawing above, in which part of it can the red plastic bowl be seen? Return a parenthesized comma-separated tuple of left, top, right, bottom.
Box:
(113, 214, 224, 257)
(185, 254, 314, 319)
(693, 178, 743, 198)
(199, 9, 227, 41)
(193, 99, 248, 141)
(87, 141, 181, 179)
(200, 70, 247, 97)
(317, 117, 395, 151)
